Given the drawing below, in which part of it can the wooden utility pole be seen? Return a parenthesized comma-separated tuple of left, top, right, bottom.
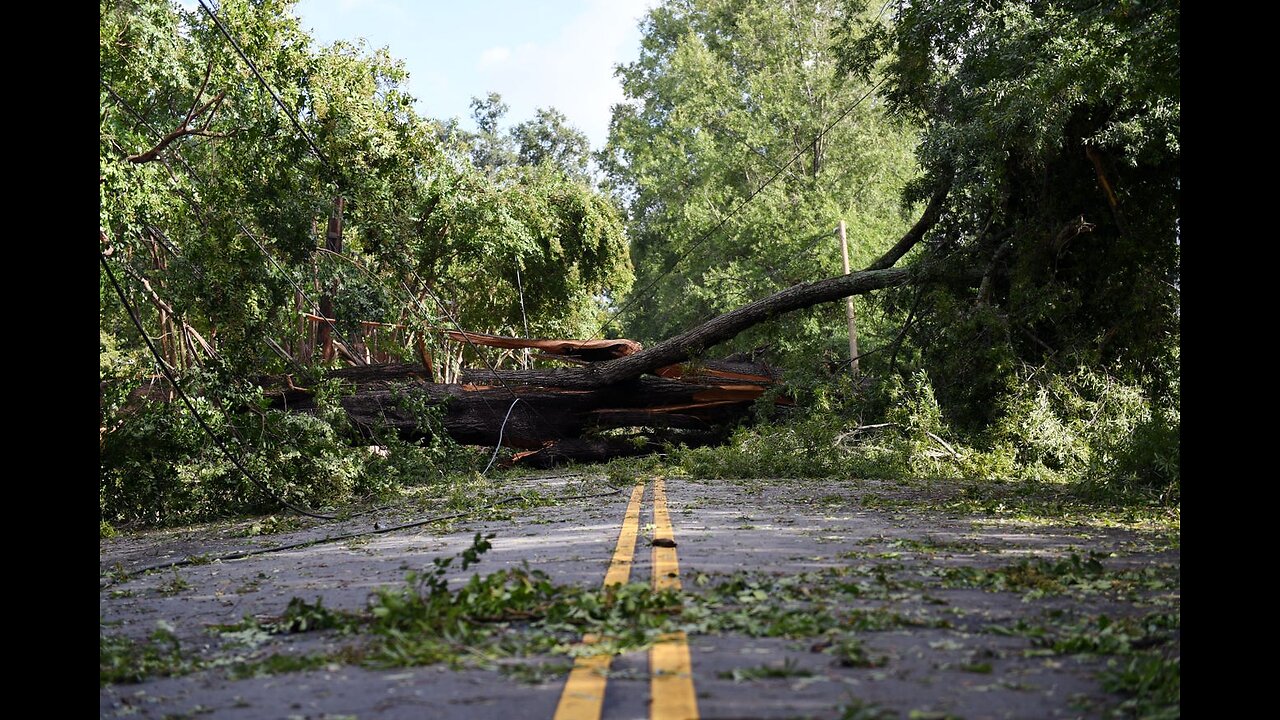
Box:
(837, 219, 859, 375)
(317, 196, 344, 362)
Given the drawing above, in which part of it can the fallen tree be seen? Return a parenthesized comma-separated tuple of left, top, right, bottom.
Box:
(260, 193, 969, 466)
(264, 342, 788, 466)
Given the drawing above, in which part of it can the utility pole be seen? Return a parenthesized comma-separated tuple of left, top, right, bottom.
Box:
(837, 219, 859, 375)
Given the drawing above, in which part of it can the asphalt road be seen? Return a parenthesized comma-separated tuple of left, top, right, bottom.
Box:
(100, 472, 1179, 719)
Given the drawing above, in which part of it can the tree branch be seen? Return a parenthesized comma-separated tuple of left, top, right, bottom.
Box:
(461, 196, 979, 389)
(1084, 145, 1127, 234)
(113, 260, 219, 361)
(127, 66, 226, 164)
(865, 179, 951, 271)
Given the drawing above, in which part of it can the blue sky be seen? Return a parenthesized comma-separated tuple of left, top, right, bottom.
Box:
(292, 0, 656, 150)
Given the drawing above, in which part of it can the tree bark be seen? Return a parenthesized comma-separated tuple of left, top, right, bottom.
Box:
(865, 181, 950, 271)
(317, 197, 344, 362)
(264, 366, 777, 449)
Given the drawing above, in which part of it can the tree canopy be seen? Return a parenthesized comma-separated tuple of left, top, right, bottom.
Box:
(99, 0, 633, 522)
(598, 0, 1179, 494)
(832, 0, 1180, 429)
(602, 0, 920, 365)
(100, 0, 633, 377)
(99, 0, 1180, 525)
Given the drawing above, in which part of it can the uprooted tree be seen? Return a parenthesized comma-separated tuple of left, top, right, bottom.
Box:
(377, 0, 1178, 468)
(256, 197, 953, 466)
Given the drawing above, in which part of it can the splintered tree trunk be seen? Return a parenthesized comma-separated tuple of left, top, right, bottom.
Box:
(264, 360, 783, 447)
(260, 269, 982, 465)
(149, 231, 182, 372)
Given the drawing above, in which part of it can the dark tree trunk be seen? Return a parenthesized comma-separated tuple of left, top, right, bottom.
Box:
(462, 265, 913, 391)
(265, 366, 779, 450)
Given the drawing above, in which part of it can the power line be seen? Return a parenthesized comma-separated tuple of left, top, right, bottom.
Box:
(99, 483, 624, 587)
(196, 0, 330, 168)
(482, 399, 523, 475)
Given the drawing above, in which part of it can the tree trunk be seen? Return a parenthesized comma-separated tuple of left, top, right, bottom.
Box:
(463, 265, 912, 391)
(317, 197, 344, 362)
(258, 259, 978, 464)
(263, 362, 782, 450)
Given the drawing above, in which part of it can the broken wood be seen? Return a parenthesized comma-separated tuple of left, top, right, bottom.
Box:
(443, 330, 643, 362)
(265, 362, 779, 446)
(252, 340, 786, 467)
(463, 265, 912, 391)
(254, 201, 969, 464)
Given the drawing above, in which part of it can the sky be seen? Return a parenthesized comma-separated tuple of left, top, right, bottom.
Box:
(292, 0, 657, 150)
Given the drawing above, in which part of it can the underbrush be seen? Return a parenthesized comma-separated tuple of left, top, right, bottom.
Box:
(673, 367, 1179, 506)
(100, 352, 1178, 527)
(99, 369, 485, 527)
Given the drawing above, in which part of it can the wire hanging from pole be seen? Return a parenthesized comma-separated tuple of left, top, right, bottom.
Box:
(482, 398, 523, 476)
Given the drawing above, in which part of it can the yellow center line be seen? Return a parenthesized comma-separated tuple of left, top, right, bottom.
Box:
(650, 476, 699, 720)
(553, 482, 646, 720)
(604, 483, 645, 588)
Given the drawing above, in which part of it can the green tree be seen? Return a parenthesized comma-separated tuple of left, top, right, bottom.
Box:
(833, 0, 1180, 430)
(99, 0, 633, 523)
(463, 91, 518, 171)
(511, 107, 593, 183)
(603, 0, 918, 366)
(446, 94, 594, 184)
(101, 0, 632, 372)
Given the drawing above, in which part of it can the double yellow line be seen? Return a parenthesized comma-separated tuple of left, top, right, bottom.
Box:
(552, 477, 699, 720)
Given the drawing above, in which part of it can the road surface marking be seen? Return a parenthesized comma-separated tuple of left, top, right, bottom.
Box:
(650, 476, 699, 720)
(553, 482, 646, 720)
(604, 483, 645, 588)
